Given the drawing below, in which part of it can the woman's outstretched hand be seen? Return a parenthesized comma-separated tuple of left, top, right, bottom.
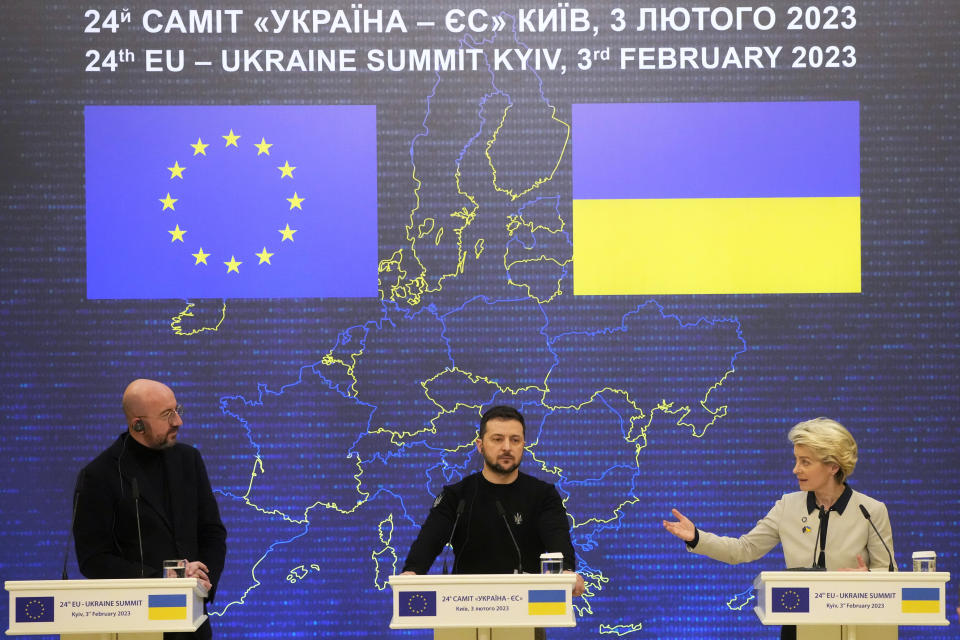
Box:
(662, 508, 696, 542)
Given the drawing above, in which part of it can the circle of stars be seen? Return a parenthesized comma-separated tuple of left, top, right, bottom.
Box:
(406, 593, 429, 614)
(778, 589, 802, 611)
(159, 128, 306, 274)
(21, 599, 48, 621)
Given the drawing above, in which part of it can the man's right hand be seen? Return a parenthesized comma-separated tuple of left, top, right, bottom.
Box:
(184, 560, 211, 591)
(400, 571, 416, 575)
(662, 508, 696, 542)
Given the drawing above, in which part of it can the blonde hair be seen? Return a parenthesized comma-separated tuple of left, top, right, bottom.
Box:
(788, 417, 858, 483)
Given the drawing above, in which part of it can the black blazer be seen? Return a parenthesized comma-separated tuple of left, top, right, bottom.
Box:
(74, 433, 227, 603)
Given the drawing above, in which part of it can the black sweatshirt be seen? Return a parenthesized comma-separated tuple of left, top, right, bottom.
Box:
(402, 471, 576, 574)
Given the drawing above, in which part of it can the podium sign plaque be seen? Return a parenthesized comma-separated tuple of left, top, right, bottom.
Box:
(754, 571, 950, 640)
(389, 573, 576, 639)
(6, 578, 207, 639)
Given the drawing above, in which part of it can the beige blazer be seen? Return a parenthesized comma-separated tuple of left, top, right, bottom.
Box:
(690, 489, 895, 570)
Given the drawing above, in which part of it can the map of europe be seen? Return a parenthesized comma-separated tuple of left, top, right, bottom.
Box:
(187, 19, 747, 638)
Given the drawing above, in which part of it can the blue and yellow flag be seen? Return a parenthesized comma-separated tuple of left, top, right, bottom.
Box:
(85, 105, 377, 299)
(148, 593, 187, 620)
(901, 587, 940, 613)
(15, 596, 55, 623)
(573, 101, 860, 295)
(398, 591, 437, 616)
(528, 589, 566, 615)
(771, 587, 810, 613)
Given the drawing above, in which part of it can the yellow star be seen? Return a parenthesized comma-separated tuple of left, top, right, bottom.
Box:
(168, 224, 186, 242)
(223, 129, 241, 147)
(167, 161, 186, 179)
(224, 255, 242, 273)
(192, 247, 210, 265)
(254, 137, 273, 156)
(255, 247, 274, 265)
(277, 161, 296, 178)
(159, 193, 178, 211)
(287, 192, 305, 210)
(278, 224, 298, 242)
(191, 138, 209, 156)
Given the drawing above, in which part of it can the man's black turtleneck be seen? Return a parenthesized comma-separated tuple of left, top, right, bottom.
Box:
(125, 434, 173, 524)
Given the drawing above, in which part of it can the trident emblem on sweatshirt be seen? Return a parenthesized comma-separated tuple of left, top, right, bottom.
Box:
(514, 512, 523, 526)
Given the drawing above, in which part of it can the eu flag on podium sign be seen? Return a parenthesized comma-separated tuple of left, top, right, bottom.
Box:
(85, 105, 378, 299)
(771, 587, 810, 613)
(15, 596, 55, 623)
(398, 591, 437, 616)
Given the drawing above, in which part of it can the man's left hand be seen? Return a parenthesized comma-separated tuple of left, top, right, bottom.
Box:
(185, 560, 212, 591)
(564, 570, 585, 597)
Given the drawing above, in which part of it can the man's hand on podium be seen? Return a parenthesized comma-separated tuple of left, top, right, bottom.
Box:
(185, 560, 212, 591)
(565, 570, 585, 597)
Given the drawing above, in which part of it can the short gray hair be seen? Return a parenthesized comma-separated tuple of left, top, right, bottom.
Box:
(788, 417, 858, 483)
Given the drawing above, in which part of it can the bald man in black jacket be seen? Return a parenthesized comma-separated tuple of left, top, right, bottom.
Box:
(74, 379, 227, 639)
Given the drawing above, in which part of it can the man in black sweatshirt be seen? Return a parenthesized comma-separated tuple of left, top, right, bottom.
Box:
(402, 405, 584, 597)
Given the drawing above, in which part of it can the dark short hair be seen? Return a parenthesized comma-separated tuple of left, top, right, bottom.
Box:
(479, 405, 525, 439)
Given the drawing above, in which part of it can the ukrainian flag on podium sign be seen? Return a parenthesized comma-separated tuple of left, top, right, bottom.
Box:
(901, 587, 940, 613)
(572, 101, 860, 295)
(528, 589, 566, 615)
(147, 594, 187, 620)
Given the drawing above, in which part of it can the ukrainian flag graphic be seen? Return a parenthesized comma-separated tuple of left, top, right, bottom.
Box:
(528, 589, 566, 615)
(572, 101, 860, 295)
(901, 587, 940, 613)
(148, 594, 187, 620)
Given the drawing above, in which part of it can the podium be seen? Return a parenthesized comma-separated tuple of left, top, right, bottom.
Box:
(389, 574, 576, 640)
(5, 578, 207, 639)
(754, 571, 951, 640)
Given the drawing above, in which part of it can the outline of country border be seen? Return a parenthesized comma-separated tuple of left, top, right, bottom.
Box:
(379, 39, 503, 305)
(208, 493, 307, 617)
(169, 300, 227, 336)
(345, 303, 454, 439)
(214, 492, 401, 631)
(534, 394, 642, 482)
(505, 196, 572, 304)
(422, 367, 502, 417)
(220, 366, 376, 520)
(532, 394, 646, 528)
(380, 17, 569, 306)
(545, 301, 746, 437)
(442, 295, 554, 390)
(352, 438, 463, 539)
(417, 399, 491, 452)
(599, 623, 643, 635)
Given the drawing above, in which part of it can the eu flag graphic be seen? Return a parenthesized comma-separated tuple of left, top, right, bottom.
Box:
(85, 105, 377, 299)
(398, 591, 437, 616)
(15, 596, 55, 622)
(771, 587, 810, 613)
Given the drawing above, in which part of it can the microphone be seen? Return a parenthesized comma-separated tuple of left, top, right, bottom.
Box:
(810, 506, 826, 568)
(62, 470, 85, 579)
(443, 499, 466, 575)
(131, 478, 145, 578)
(495, 500, 522, 574)
(859, 504, 895, 571)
